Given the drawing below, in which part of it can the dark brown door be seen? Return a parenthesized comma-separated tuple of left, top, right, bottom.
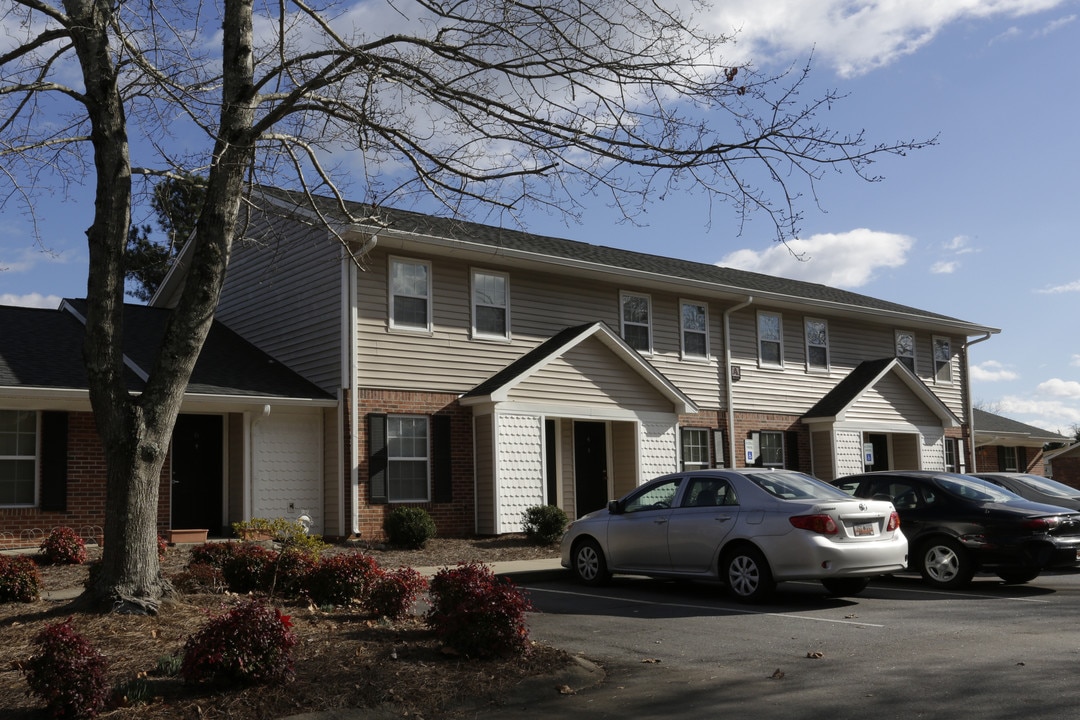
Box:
(171, 414, 224, 534)
(574, 421, 609, 517)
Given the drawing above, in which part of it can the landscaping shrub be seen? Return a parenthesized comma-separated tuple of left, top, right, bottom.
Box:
(384, 506, 437, 549)
(188, 541, 237, 570)
(367, 567, 428, 620)
(269, 548, 319, 598)
(426, 562, 533, 658)
(306, 552, 381, 607)
(169, 562, 227, 594)
(180, 599, 298, 686)
(521, 504, 569, 545)
(232, 517, 329, 554)
(222, 543, 278, 593)
(39, 526, 87, 565)
(0, 553, 41, 603)
(157, 534, 168, 560)
(22, 617, 110, 718)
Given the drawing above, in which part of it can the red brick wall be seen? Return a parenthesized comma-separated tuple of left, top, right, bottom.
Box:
(1051, 455, 1080, 490)
(730, 412, 808, 472)
(355, 390, 474, 540)
(973, 445, 1046, 476)
(0, 411, 172, 549)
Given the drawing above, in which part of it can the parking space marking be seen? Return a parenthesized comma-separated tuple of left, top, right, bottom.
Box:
(530, 586, 885, 627)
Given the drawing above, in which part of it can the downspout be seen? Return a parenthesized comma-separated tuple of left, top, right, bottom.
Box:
(346, 234, 378, 538)
(724, 296, 754, 469)
(962, 332, 994, 473)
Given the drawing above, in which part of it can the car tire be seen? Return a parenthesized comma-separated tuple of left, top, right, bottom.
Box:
(917, 537, 975, 589)
(571, 538, 611, 586)
(820, 577, 871, 597)
(996, 568, 1041, 584)
(723, 546, 775, 603)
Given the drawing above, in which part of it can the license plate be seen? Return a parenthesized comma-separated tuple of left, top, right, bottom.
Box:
(853, 522, 875, 537)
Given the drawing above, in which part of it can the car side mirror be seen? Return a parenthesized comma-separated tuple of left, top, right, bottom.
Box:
(607, 500, 622, 514)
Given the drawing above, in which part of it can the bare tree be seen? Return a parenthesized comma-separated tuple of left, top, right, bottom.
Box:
(0, 0, 931, 612)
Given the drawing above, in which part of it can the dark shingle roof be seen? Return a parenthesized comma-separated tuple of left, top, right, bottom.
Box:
(803, 359, 895, 419)
(1, 302, 331, 400)
(462, 323, 599, 399)
(973, 408, 1065, 442)
(256, 187, 993, 331)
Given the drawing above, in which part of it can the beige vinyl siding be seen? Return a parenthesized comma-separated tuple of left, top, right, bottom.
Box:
(217, 213, 343, 393)
(811, 430, 835, 481)
(611, 421, 638, 499)
(560, 420, 575, 514)
(475, 414, 495, 534)
(356, 248, 722, 409)
(845, 374, 941, 426)
(727, 306, 967, 419)
(892, 434, 921, 469)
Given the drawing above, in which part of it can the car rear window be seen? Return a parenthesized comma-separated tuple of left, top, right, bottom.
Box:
(934, 474, 1015, 503)
(744, 471, 849, 500)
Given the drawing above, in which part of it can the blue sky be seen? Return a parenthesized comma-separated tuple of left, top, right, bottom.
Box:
(2, 0, 1078, 436)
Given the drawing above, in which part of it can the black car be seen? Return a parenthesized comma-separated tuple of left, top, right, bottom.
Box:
(832, 470, 1080, 588)
(973, 472, 1080, 512)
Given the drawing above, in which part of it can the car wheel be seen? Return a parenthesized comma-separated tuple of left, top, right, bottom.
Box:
(723, 546, 775, 603)
(997, 568, 1041, 584)
(917, 537, 975, 589)
(820, 577, 871, 597)
(571, 538, 611, 586)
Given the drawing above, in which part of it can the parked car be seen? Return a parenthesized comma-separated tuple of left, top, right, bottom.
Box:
(560, 468, 907, 602)
(832, 470, 1080, 589)
(973, 472, 1080, 511)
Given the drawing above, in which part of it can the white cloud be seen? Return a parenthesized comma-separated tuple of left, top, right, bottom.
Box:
(930, 261, 957, 274)
(1036, 279, 1080, 294)
(998, 396, 1080, 433)
(0, 292, 62, 309)
(716, 228, 912, 288)
(971, 360, 1019, 382)
(1037, 378, 1080, 400)
(1071, 354, 1080, 367)
(702, 0, 1069, 76)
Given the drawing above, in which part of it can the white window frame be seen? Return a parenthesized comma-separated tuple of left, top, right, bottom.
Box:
(620, 291, 652, 354)
(680, 427, 710, 470)
(933, 335, 952, 384)
(1003, 446, 1018, 472)
(387, 414, 430, 502)
(804, 317, 829, 372)
(388, 257, 432, 332)
(0, 409, 38, 507)
(759, 430, 784, 468)
(471, 269, 510, 340)
(679, 300, 709, 360)
(757, 311, 784, 368)
(895, 330, 916, 374)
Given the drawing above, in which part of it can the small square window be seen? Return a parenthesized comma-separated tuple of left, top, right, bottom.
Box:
(681, 427, 710, 470)
(759, 431, 784, 467)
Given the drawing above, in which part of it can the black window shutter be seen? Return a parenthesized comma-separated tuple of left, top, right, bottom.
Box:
(785, 431, 800, 471)
(997, 446, 1007, 471)
(39, 411, 69, 512)
(368, 414, 388, 505)
(432, 415, 452, 503)
(1018, 446, 1028, 472)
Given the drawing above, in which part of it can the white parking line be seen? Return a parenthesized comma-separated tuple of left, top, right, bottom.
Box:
(530, 586, 885, 627)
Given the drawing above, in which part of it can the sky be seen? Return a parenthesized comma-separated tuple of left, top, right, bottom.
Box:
(1, 0, 1078, 437)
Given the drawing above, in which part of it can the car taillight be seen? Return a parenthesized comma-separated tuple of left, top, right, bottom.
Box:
(789, 514, 839, 535)
(1025, 516, 1062, 531)
(887, 511, 900, 532)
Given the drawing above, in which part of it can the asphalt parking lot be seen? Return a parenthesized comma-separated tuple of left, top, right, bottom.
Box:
(485, 569, 1080, 719)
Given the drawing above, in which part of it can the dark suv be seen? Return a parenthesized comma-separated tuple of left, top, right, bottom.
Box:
(832, 470, 1080, 588)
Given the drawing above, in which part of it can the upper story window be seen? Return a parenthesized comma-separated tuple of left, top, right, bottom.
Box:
(0, 410, 37, 506)
(388, 415, 430, 502)
(680, 300, 708, 359)
(804, 318, 829, 371)
(620, 291, 652, 353)
(389, 257, 431, 332)
(895, 330, 915, 373)
(471, 269, 510, 340)
(933, 336, 952, 383)
(757, 311, 783, 367)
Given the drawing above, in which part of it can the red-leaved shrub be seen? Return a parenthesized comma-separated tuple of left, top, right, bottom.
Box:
(425, 562, 533, 658)
(269, 548, 319, 598)
(306, 552, 381, 606)
(39, 527, 87, 565)
(22, 617, 110, 718)
(187, 541, 237, 569)
(367, 567, 428, 620)
(0, 554, 40, 603)
(180, 599, 298, 686)
(222, 543, 278, 593)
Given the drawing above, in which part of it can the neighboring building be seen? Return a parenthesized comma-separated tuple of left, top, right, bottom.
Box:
(971, 408, 1066, 477)
(153, 188, 1001, 540)
(0, 301, 334, 548)
(1046, 443, 1080, 489)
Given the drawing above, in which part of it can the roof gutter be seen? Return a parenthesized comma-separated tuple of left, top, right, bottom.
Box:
(724, 296, 754, 468)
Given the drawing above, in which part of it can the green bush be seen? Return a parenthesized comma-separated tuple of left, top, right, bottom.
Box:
(180, 599, 298, 686)
(383, 506, 437, 549)
(39, 526, 87, 565)
(231, 517, 328, 554)
(521, 505, 569, 545)
(0, 554, 40, 603)
(426, 562, 533, 658)
(23, 617, 110, 718)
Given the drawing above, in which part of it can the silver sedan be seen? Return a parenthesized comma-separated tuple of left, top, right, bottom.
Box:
(560, 468, 908, 602)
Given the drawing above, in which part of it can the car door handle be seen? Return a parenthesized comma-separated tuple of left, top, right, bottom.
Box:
(714, 515, 734, 522)
(653, 518, 669, 525)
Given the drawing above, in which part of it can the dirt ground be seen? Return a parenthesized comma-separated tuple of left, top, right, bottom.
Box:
(1, 536, 570, 719)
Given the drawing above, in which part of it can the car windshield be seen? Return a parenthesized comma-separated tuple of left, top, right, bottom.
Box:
(934, 474, 1016, 503)
(744, 471, 848, 500)
(1011, 474, 1080, 499)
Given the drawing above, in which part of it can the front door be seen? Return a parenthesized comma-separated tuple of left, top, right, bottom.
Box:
(574, 421, 609, 517)
(171, 414, 224, 533)
(867, 433, 890, 471)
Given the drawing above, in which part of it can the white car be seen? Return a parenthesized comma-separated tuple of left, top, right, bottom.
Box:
(560, 468, 908, 602)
